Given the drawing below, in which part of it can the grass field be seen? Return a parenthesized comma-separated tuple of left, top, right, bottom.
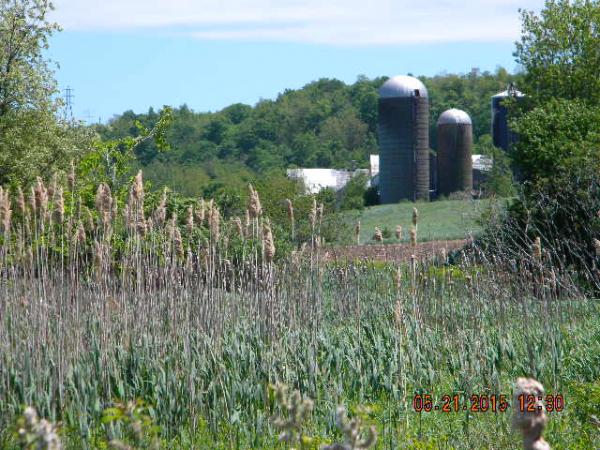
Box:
(1, 179, 598, 449)
(346, 198, 499, 244)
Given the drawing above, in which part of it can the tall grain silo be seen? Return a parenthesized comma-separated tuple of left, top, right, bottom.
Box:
(437, 109, 473, 196)
(378, 75, 429, 203)
(492, 83, 524, 151)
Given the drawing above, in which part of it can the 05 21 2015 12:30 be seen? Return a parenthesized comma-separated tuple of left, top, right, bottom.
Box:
(412, 393, 564, 413)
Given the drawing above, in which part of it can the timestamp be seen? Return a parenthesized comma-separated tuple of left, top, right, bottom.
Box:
(412, 393, 564, 413)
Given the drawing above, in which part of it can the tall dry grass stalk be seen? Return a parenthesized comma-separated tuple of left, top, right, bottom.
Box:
(248, 184, 262, 219)
(395, 225, 402, 240)
(263, 219, 275, 263)
(285, 198, 295, 239)
(355, 221, 361, 245)
(532, 237, 542, 261)
(412, 207, 419, 228)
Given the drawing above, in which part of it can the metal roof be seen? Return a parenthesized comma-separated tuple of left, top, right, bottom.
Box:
(379, 75, 428, 99)
(437, 108, 472, 125)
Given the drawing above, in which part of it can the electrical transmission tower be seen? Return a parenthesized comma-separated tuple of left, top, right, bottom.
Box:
(64, 86, 75, 124)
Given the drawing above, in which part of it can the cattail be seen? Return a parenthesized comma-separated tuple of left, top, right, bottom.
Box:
(154, 189, 167, 227)
(209, 206, 220, 242)
(513, 378, 550, 450)
(68, 160, 76, 191)
(195, 198, 205, 226)
(593, 238, 600, 257)
(355, 221, 361, 244)
(263, 219, 275, 263)
(410, 225, 417, 246)
(374, 227, 383, 242)
(186, 206, 194, 234)
(532, 237, 542, 261)
(412, 207, 419, 227)
(248, 184, 262, 218)
(395, 225, 402, 240)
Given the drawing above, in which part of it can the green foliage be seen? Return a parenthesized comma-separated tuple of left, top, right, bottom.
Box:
(0, 0, 93, 185)
(511, 99, 600, 185)
(339, 174, 368, 211)
(514, 0, 600, 105)
(102, 400, 161, 450)
(97, 69, 519, 201)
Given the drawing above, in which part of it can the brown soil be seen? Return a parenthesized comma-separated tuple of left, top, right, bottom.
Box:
(323, 240, 467, 263)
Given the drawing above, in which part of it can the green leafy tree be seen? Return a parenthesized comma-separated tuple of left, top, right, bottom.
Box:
(514, 0, 600, 105)
(0, 0, 90, 184)
(511, 99, 600, 185)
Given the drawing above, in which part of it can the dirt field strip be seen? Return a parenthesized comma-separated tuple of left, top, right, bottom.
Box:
(324, 239, 468, 263)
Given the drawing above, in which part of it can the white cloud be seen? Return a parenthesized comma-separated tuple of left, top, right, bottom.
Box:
(51, 0, 544, 45)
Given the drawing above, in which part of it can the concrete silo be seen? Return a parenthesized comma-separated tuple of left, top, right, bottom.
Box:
(492, 83, 524, 151)
(436, 109, 473, 196)
(378, 75, 429, 203)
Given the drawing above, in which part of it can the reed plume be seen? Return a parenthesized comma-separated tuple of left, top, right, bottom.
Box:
(16, 186, 26, 216)
(410, 226, 417, 247)
(196, 198, 205, 226)
(248, 184, 262, 219)
(154, 189, 167, 227)
(374, 227, 383, 242)
(0, 188, 12, 233)
(53, 187, 65, 224)
(209, 205, 221, 242)
(395, 225, 402, 240)
(593, 238, 600, 257)
(263, 219, 275, 263)
(532, 237, 542, 261)
(412, 207, 419, 227)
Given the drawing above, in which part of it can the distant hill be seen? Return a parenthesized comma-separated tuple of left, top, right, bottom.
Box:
(96, 68, 519, 197)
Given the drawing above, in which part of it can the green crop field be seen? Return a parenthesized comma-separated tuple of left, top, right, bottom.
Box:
(345, 198, 502, 244)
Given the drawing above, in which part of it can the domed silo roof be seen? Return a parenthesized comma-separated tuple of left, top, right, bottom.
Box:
(437, 108, 472, 126)
(379, 75, 428, 99)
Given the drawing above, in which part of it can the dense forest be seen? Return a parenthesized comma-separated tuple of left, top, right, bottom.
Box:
(97, 69, 519, 196)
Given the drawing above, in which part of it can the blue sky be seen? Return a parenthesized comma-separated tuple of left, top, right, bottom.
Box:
(48, 0, 543, 123)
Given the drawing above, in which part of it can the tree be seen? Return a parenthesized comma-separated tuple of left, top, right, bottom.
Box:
(0, 0, 90, 184)
(511, 99, 600, 184)
(514, 0, 600, 105)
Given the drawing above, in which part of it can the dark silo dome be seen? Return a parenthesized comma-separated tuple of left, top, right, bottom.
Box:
(379, 75, 428, 99)
(437, 108, 472, 126)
